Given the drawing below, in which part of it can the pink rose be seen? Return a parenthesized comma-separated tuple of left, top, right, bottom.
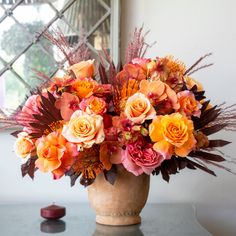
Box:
(111, 140, 164, 176)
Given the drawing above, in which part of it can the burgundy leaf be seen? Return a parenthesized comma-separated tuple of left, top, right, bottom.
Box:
(201, 124, 227, 136)
(201, 100, 210, 112)
(99, 63, 108, 84)
(186, 163, 197, 169)
(116, 61, 123, 72)
(10, 130, 22, 138)
(47, 91, 56, 104)
(104, 165, 117, 185)
(161, 168, 170, 182)
(21, 156, 37, 180)
(177, 158, 188, 170)
(69, 173, 81, 187)
(189, 151, 225, 162)
(190, 85, 198, 93)
(80, 177, 94, 187)
(32, 114, 52, 124)
(185, 158, 216, 176)
(208, 140, 231, 147)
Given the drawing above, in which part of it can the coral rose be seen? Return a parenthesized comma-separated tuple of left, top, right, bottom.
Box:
(14, 132, 35, 158)
(79, 96, 107, 115)
(62, 110, 105, 149)
(111, 140, 164, 176)
(35, 131, 78, 179)
(177, 90, 202, 117)
(124, 92, 156, 124)
(69, 59, 95, 79)
(55, 92, 80, 121)
(149, 113, 196, 158)
(71, 77, 98, 99)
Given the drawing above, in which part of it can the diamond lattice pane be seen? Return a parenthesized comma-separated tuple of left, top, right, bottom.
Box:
(12, 42, 58, 88)
(13, 3, 56, 28)
(0, 70, 28, 115)
(0, 16, 31, 62)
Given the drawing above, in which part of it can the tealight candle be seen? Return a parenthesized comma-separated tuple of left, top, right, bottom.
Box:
(40, 204, 66, 220)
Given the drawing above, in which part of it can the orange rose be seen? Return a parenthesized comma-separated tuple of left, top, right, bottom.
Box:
(71, 77, 98, 99)
(149, 113, 196, 158)
(69, 60, 95, 79)
(62, 110, 105, 149)
(35, 131, 77, 179)
(124, 92, 156, 124)
(14, 132, 35, 158)
(177, 90, 202, 117)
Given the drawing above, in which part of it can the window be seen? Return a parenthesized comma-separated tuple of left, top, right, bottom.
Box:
(0, 0, 120, 116)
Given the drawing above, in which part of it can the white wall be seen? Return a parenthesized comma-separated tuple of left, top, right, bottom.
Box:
(121, 0, 236, 235)
(120, 0, 236, 201)
(0, 0, 236, 235)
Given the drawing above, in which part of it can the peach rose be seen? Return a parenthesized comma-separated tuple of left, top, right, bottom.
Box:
(124, 92, 156, 124)
(177, 90, 202, 117)
(14, 132, 35, 158)
(71, 77, 98, 99)
(79, 96, 107, 115)
(35, 131, 78, 179)
(149, 113, 196, 158)
(62, 110, 105, 149)
(69, 60, 95, 79)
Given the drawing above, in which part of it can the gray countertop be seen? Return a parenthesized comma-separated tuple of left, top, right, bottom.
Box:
(0, 203, 212, 236)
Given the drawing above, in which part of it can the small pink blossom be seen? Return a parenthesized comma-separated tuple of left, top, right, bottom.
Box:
(55, 92, 80, 121)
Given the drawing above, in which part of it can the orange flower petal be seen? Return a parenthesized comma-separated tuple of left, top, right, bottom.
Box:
(175, 134, 196, 157)
(149, 116, 163, 142)
(153, 140, 173, 159)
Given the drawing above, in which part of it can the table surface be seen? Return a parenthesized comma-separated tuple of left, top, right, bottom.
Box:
(0, 203, 212, 236)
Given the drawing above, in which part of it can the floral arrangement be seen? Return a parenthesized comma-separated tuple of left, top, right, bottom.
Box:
(1, 28, 236, 186)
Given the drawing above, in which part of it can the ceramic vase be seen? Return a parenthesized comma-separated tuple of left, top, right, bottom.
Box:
(87, 165, 150, 226)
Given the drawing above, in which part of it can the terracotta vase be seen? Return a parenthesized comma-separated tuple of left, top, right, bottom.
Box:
(87, 165, 150, 226)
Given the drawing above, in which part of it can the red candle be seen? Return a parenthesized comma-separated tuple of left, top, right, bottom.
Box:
(40, 204, 66, 220)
